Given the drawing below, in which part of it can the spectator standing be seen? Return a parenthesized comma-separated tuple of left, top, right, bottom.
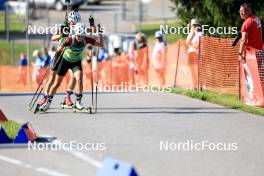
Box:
(151, 31, 167, 87)
(186, 19, 203, 54)
(43, 47, 51, 67)
(32, 50, 45, 85)
(186, 19, 203, 90)
(239, 3, 263, 61)
(130, 33, 149, 85)
(49, 46, 56, 61)
(17, 53, 28, 85)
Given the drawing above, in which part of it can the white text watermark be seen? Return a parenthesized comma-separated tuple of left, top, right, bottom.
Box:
(160, 25, 238, 35)
(95, 82, 172, 93)
(160, 140, 238, 151)
(28, 140, 106, 151)
(27, 24, 106, 35)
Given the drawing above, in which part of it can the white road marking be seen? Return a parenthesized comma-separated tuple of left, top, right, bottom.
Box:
(49, 140, 103, 169)
(36, 167, 71, 176)
(0, 155, 23, 165)
(0, 154, 71, 176)
(67, 150, 103, 168)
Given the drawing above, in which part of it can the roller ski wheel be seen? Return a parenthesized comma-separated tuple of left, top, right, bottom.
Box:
(73, 106, 94, 114)
(60, 102, 73, 109)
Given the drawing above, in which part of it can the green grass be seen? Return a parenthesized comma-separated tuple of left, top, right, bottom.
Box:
(1, 120, 21, 140)
(135, 20, 186, 43)
(0, 40, 40, 65)
(0, 12, 26, 32)
(171, 88, 264, 116)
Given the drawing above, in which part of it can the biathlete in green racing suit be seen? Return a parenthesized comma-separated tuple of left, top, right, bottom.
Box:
(39, 22, 104, 112)
(37, 10, 82, 108)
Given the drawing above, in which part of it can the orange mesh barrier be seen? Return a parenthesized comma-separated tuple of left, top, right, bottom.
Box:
(173, 41, 199, 89)
(111, 54, 130, 87)
(199, 37, 240, 95)
(256, 49, 264, 94)
(148, 43, 178, 87)
(0, 37, 260, 99)
(0, 65, 72, 92)
(135, 47, 149, 85)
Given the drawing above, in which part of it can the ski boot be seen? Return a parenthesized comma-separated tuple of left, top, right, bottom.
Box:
(34, 101, 51, 114)
(39, 96, 48, 106)
(33, 96, 48, 114)
(73, 101, 93, 114)
(60, 96, 74, 109)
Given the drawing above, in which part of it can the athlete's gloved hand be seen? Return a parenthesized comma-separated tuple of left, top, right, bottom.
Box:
(97, 23, 104, 34)
(89, 15, 95, 27)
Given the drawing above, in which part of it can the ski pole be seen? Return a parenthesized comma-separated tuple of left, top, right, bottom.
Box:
(28, 65, 50, 109)
(89, 15, 95, 108)
(30, 48, 65, 111)
(95, 23, 103, 113)
(95, 46, 99, 113)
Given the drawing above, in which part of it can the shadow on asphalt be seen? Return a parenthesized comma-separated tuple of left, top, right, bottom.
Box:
(32, 107, 235, 115)
(96, 111, 236, 114)
(99, 107, 227, 110)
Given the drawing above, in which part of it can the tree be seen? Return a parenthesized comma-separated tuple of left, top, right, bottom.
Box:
(170, 0, 264, 37)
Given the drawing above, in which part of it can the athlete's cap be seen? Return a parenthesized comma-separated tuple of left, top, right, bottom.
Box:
(191, 19, 200, 25)
(155, 31, 163, 38)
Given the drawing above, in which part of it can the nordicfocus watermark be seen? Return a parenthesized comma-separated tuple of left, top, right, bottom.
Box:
(95, 82, 172, 93)
(160, 24, 238, 35)
(27, 24, 106, 35)
(160, 140, 238, 151)
(28, 140, 106, 151)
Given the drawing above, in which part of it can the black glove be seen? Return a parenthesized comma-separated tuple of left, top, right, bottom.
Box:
(60, 24, 70, 37)
(232, 32, 241, 47)
(97, 23, 103, 34)
(51, 50, 63, 70)
(89, 15, 95, 27)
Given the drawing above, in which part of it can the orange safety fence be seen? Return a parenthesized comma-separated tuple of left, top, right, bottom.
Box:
(256, 50, 264, 94)
(0, 66, 73, 92)
(240, 48, 264, 106)
(0, 37, 263, 102)
(199, 37, 240, 95)
(174, 41, 199, 90)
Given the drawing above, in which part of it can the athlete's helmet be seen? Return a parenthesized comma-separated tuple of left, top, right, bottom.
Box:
(75, 22, 86, 36)
(68, 10, 82, 24)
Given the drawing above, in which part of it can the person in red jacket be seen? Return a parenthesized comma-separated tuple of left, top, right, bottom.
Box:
(239, 3, 263, 61)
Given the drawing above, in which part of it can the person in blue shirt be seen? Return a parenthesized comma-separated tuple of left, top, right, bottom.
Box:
(17, 53, 28, 85)
(18, 53, 28, 66)
(43, 47, 51, 67)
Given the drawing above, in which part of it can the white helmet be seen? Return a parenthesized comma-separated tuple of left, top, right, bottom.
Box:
(75, 22, 86, 36)
(68, 10, 82, 24)
(155, 31, 164, 38)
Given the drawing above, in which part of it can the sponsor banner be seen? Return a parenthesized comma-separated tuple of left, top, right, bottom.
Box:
(240, 48, 264, 106)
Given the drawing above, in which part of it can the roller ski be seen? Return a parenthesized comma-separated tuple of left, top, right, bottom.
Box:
(33, 96, 47, 114)
(72, 101, 94, 114)
(34, 100, 51, 114)
(60, 96, 74, 109)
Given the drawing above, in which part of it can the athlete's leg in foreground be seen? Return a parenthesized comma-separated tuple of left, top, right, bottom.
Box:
(62, 70, 76, 107)
(40, 74, 64, 111)
(73, 69, 84, 109)
(38, 50, 63, 106)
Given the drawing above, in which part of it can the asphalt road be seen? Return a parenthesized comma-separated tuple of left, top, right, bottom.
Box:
(0, 92, 264, 176)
